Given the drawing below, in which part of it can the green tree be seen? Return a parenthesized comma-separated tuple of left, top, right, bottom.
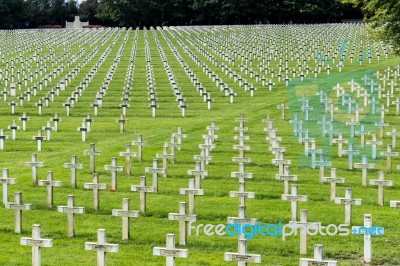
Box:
(79, 0, 99, 23)
(49, 0, 66, 25)
(66, 0, 79, 22)
(342, 0, 400, 53)
(25, 0, 51, 27)
(0, 0, 28, 29)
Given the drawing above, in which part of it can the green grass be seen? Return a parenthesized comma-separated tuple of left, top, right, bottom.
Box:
(0, 25, 400, 265)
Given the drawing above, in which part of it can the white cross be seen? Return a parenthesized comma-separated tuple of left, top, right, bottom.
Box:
(104, 157, 124, 192)
(57, 195, 85, 237)
(83, 143, 101, 173)
(38, 171, 62, 208)
(119, 144, 137, 176)
(168, 202, 197, 245)
(131, 176, 155, 213)
(369, 171, 393, 206)
(299, 244, 338, 265)
(179, 179, 204, 215)
(282, 184, 308, 221)
(0, 168, 16, 204)
(20, 224, 53, 266)
(275, 165, 297, 194)
(132, 134, 147, 161)
(5, 192, 31, 233)
(321, 168, 345, 202)
(63, 155, 84, 188)
(224, 238, 261, 264)
(145, 159, 165, 192)
(334, 187, 362, 224)
(351, 214, 384, 263)
(153, 234, 188, 266)
(85, 229, 119, 266)
(84, 173, 106, 211)
(112, 198, 139, 240)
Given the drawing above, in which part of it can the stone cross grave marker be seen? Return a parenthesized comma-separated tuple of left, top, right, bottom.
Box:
(85, 114, 92, 132)
(168, 202, 197, 245)
(145, 159, 165, 193)
(272, 151, 291, 176)
(187, 161, 208, 189)
(168, 136, 180, 162)
(195, 142, 213, 165)
(231, 163, 253, 182)
(277, 102, 289, 120)
(369, 171, 393, 206)
(132, 134, 147, 161)
(25, 153, 44, 186)
(10, 83, 16, 96)
(355, 124, 370, 147)
(224, 238, 262, 264)
(380, 144, 399, 171)
(206, 121, 219, 141)
(289, 209, 319, 255)
(5, 192, 31, 233)
(38, 171, 62, 208)
(84, 173, 106, 212)
(1, 168, 16, 204)
(321, 168, 346, 202)
(351, 214, 384, 263)
(282, 184, 308, 221)
(179, 179, 204, 215)
(104, 157, 124, 192)
(57, 195, 85, 237)
(354, 155, 375, 187)
(299, 244, 338, 266)
(386, 126, 400, 149)
(0, 129, 8, 150)
(275, 165, 297, 195)
(227, 205, 258, 236)
(229, 181, 255, 207)
(32, 130, 46, 151)
(342, 143, 360, 170)
(313, 153, 332, 182)
(172, 127, 187, 151)
(83, 143, 101, 173)
(64, 155, 84, 188)
(116, 114, 127, 133)
(51, 113, 62, 131)
(10, 100, 17, 114)
(334, 187, 362, 224)
(332, 133, 348, 158)
(366, 134, 382, 159)
(85, 229, 119, 266)
(77, 120, 88, 142)
(20, 224, 53, 266)
(112, 198, 140, 240)
(19, 113, 30, 131)
(235, 113, 249, 128)
(131, 176, 155, 213)
(8, 120, 20, 140)
(42, 121, 54, 141)
(156, 144, 174, 177)
(119, 144, 137, 176)
(153, 234, 188, 266)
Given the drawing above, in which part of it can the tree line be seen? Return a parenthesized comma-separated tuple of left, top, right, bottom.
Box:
(0, 0, 361, 29)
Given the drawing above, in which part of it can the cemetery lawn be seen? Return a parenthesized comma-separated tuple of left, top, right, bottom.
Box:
(0, 25, 400, 265)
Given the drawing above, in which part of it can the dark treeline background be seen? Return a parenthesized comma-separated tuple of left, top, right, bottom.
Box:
(0, 0, 362, 29)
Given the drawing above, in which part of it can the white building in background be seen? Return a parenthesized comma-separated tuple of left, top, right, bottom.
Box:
(66, 16, 89, 29)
